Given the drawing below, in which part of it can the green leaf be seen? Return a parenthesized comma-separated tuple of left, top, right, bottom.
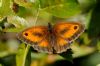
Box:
(97, 40, 100, 51)
(88, 1, 100, 38)
(14, 0, 33, 8)
(59, 49, 73, 62)
(0, 64, 2, 66)
(0, 17, 7, 27)
(3, 16, 28, 32)
(72, 43, 95, 58)
(3, 28, 24, 32)
(78, 0, 96, 12)
(39, 0, 81, 18)
(16, 44, 31, 66)
(7, 16, 28, 28)
(0, 0, 14, 17)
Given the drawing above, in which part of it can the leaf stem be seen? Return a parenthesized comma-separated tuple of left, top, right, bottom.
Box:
(33, 4, 40, 26)
(22, 44, 30, 66)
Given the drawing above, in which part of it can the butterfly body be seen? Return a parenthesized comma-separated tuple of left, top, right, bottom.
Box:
(17, 22, 85, 54)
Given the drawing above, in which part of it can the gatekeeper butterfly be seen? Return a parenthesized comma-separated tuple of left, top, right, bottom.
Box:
(17, 22, 85, 54)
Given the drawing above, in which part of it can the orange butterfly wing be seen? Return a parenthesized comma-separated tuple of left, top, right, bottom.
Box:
(53, 22, 85, 53)
(17, 26, 53, 54)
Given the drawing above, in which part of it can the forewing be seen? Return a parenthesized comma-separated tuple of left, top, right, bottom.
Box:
(17, 26, 53, 54)
(53, 22, 85, 53)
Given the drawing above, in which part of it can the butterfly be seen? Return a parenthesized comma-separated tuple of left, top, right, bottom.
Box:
(17, 22, 85, 54)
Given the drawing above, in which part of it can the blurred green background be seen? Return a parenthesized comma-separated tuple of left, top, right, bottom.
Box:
(0, 0, 100, 66)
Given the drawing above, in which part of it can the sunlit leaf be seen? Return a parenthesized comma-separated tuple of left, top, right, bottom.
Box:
(39, 0, 81, 18)
(80, 33, 91, 45)
(14, 0, 36, 9)
(72, 43, 95, 58)
(2, 16, 28, 32)
(16, 44, 31, 66)
(97, 40, 100, 51)
(7, 16, 28, 28)
(0, 0, 14, 17)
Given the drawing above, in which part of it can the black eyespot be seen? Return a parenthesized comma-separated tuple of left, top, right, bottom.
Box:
(24, 33, 28, 36)
(74, 26, 78, 30)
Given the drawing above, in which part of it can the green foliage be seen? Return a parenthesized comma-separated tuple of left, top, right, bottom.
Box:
(14, 0, 33, 8)
(0, 0, 14, 18)
(88, 1, 100, 38)
(39, 0, 81, 18)
(0, 0, 100, 66)
(59, 49, 73, 62)
(16, 43, 31, 66)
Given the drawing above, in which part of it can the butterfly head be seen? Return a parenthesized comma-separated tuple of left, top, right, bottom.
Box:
(48, 23, 53, 33)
